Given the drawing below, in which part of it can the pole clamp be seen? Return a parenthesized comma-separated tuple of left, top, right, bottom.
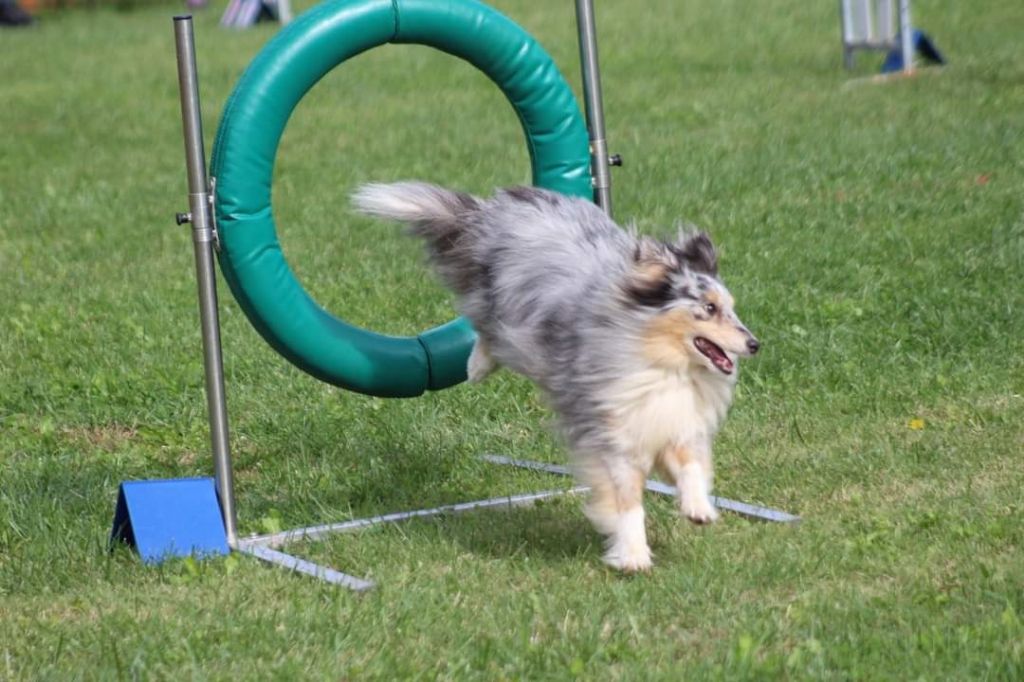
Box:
(176, 178, 220, 251)
(207, 177, 220, 252)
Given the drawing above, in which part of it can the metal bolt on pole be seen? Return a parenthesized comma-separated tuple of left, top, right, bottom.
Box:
(173, 15, 238, 547)
(574, 0, 614, 217)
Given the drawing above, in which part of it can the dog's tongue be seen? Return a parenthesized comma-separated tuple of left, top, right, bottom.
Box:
(709, 350, 734, 374)
(695, 337, 734, 374)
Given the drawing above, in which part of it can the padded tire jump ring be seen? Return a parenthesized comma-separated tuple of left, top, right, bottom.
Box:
(211, 0, 592, 397)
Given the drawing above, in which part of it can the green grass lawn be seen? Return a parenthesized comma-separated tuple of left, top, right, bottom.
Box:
(2, 0, 1023, 678)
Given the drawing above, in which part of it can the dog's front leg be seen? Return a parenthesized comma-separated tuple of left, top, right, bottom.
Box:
(466, 338, 497, 383)
(659, 442, 719, 525)
(579, 457, 652, 573)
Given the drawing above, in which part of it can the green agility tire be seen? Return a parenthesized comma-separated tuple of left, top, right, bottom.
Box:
(210, 0, 592, 398)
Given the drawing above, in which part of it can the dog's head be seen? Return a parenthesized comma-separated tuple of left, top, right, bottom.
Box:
(622, 232, 759, 375)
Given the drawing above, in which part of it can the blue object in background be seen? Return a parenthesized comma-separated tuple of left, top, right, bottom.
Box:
(881, 30, 947, 73)
(110, 478, 229, 563)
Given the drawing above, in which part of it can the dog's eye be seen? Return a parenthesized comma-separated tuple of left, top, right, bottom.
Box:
(704, 303, 718, 316)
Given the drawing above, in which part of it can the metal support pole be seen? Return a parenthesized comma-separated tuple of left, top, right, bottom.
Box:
(839, 0, 855, 69)
(173, 15, 239, 548)
(574, 0, 613, 216)
(481, 455, 802, 524)
(898, 0, 913, 74)
(877, 0, 895, 44)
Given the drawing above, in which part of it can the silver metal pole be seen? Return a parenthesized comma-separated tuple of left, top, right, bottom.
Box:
(481, 455, 802, 524)
(173, 16, 239, 548)
(898, 0, 913, 73)
(839, 0, 856, 69)
(574, 0, 614, 216)
(878, 0, 895, 44)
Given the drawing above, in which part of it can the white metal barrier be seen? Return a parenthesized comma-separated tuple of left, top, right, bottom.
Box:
(840, 0, 913, 73)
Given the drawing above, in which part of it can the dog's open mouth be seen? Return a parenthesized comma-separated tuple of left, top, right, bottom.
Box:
(694, 337, 734, 374)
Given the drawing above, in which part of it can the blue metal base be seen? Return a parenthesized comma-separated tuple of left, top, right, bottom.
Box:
(881, 30, 946, 73)
(110, 477, 229, 563)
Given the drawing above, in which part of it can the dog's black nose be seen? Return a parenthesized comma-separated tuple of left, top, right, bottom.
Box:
(747, 338, 760, 355)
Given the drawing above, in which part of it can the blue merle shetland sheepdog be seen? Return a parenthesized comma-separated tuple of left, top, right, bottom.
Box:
(354, 182, 759, 572)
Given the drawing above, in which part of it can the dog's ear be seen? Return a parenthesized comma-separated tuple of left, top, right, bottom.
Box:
(632, 236, 669, 265)
(625, 238, 675, 307)
(674, 231, 718, 276)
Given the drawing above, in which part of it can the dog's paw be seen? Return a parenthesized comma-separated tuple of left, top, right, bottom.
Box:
(680, 497, 719, 525)
(602, 540, 653, 573)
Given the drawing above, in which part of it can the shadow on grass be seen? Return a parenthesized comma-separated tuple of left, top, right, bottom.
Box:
(437, 501, 601, 564)
(294, 500, 603, 582)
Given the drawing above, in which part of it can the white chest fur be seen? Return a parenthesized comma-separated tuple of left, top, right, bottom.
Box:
(601, 366, 735, 461)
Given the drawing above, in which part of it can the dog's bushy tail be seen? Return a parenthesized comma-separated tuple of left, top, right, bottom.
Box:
(352, 182, 482, 295)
